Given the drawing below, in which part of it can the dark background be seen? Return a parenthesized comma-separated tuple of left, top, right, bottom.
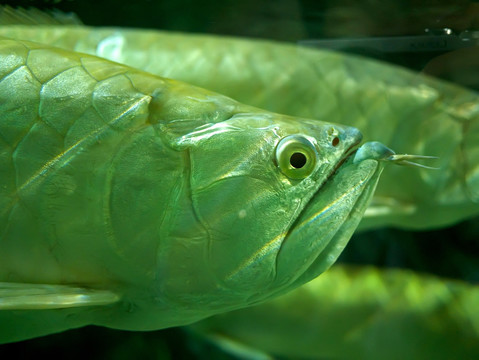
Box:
(4, 0, 479, 86)
(0, 0, 478, 358)
(4, 0, 479, 39)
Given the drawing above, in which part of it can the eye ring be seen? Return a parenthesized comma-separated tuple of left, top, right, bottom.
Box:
(275, 135, 318, 179)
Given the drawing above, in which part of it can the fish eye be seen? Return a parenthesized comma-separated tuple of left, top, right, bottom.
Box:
(275, 135, 318, 179)
(290, 152, 307, 168)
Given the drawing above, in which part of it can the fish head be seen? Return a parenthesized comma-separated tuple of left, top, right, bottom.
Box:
(153, 110, 386, 317)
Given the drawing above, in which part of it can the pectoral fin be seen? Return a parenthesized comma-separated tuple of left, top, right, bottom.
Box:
(0, 282, 120, 310)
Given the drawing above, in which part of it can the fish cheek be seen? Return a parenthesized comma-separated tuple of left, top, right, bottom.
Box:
(189, 174, 303, 292)
(155, 128, 310, 302)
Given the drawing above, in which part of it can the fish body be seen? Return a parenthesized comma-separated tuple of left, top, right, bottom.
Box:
(0, 37, 387, 342)
(0, 25, 476, 230)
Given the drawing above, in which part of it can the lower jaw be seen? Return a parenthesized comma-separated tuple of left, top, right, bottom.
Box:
(297, 162, 385, 285)
(274, 158, 385, 296)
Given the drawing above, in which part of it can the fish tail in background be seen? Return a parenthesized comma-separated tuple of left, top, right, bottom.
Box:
(187, 265, 479, 360)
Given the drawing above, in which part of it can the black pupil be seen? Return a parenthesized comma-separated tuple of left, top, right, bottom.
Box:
(290, 152, 307, 169)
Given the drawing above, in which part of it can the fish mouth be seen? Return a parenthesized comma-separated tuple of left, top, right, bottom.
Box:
(290, 162, 382, 285)
(329, 141, 362, 178)
(272, 142, 384, 294)
(287, 136, 362, 236)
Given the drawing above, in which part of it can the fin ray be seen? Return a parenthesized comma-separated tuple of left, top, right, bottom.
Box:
(0, 282, 119, 310)
(0, 5, 82, 26)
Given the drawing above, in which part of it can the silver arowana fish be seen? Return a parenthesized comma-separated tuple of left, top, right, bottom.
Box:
(1, 25, 477, 231)
(2, 24, 476, 359)
(0, 35, 415, 343)
(0, 11, 476, 356)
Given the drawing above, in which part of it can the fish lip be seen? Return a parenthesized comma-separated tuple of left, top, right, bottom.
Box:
(296, 136, 362, 228)
(328, 140, 362, 179)
(291, 137, 362, 228)
(282, 136, 362, 241)
(272, 135, 378, 292)
(286, 162, 382, 290)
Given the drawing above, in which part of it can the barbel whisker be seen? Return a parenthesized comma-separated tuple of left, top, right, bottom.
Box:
(386, 154, 439, 170)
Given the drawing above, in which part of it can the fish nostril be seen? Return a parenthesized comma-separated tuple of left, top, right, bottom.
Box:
(332, 137, 340, 147)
